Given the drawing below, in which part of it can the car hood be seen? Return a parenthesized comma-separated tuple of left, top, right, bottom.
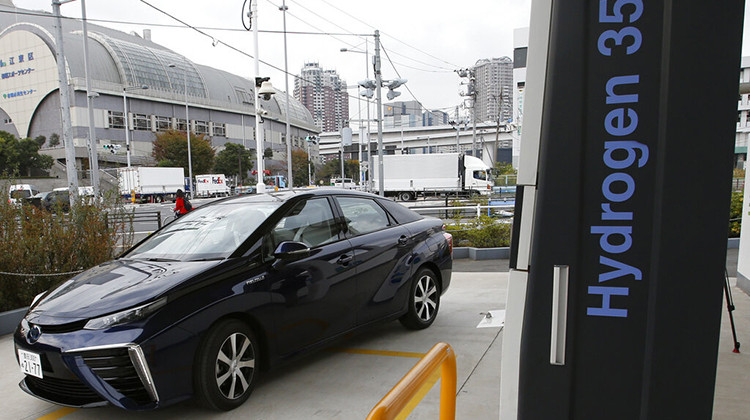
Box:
(26, 259, 221, 325)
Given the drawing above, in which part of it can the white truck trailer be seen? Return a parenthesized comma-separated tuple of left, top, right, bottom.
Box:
(195, 174, 230, 197)
(371, 153, 493, 201)
(118, 167, 185, 202)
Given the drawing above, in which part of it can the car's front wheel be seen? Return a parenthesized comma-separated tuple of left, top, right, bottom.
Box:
(194, 319, 260, 411)
(399, 268, 440, 330)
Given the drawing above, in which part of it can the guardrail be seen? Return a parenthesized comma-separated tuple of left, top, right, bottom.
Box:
(410, 202, 515, 219)
(367, 342, 457, 420)
(105, 211, 163, 230)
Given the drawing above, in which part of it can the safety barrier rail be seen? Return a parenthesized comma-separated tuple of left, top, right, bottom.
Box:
(410, 203, 515, 219)
(105, 211, 162, 230)
(366, 342, 456, 420)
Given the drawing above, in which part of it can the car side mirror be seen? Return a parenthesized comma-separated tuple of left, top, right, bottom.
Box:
(273, 241, 311, 262)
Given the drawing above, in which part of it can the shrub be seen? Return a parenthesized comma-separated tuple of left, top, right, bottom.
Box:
(0, 191, 133, 312)
(729, 191, 743, 238)
(445, 216, 512, 248)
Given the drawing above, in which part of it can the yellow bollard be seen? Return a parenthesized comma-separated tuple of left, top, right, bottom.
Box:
(367, 343, 456, 420)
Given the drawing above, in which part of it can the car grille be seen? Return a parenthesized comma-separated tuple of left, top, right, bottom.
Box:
(33, 320, 87, 334)
(80, 348, 152, 405)
(25, 375, 104, 406)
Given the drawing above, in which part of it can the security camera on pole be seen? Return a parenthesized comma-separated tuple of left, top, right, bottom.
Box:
(357, 30, 407, 197)
(251, 0, 275, 194)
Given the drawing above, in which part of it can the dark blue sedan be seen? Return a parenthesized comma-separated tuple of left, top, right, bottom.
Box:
(13, 189, 453, 411)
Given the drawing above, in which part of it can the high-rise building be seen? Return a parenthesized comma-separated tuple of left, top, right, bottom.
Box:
(423, 110, 449, 126)
(473, 57, 513, 124)
(294, 62, 349, 132)
(383, 100, 421, 128)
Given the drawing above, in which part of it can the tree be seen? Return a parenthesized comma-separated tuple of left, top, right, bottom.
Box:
(494, 162, 517, 186)
(316, 158, 359, 185)
(263, 147, 274, 159)
(279, 149, 313, 187)
(48, 133, 60, 147)
(214, 143, 254, 185)
(0, 131, 53, 176)
(152, 130, 215, 176)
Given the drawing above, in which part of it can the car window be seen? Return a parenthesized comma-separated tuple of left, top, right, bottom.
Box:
(473, 170, 487, 180)
(126, 201, 280, 261)
(337, 197, 390, 236)
(270, 198, 340, 249)
(377, 198, 423, 224)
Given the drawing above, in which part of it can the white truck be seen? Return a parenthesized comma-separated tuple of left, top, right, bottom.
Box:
(195, 174, 230, 197)
(371, 153, 493, 201)
(118, 167, 185, 202)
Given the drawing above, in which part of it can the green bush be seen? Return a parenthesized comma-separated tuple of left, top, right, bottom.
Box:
(445, 216, 512, 248)
(729, 191, 743, 238)
(0, 192, 134, 312)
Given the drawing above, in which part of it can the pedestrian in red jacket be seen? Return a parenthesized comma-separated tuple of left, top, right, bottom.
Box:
(174, 189, 190, 217)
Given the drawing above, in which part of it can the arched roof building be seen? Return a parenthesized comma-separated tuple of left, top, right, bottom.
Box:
(0, 1, 318, 170)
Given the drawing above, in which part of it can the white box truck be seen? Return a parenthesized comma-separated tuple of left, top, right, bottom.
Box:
(118, 167, 185, 202)
(195, 174, 230, 197)
(371, 153, 493, 201)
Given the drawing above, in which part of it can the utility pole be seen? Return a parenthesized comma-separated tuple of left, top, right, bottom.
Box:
(80, 0, 99, 196)
(52, 0, 79, 199)
(374, 30, 384, 197)
(280, 0, 292, 189)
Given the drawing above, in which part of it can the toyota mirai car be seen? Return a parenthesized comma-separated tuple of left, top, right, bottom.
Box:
(14, 189, 453, 411)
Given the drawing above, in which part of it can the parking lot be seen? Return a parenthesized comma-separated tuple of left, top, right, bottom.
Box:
(0, 267, 508, 420)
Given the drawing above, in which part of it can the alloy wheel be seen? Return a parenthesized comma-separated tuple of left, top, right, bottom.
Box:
(215, 332, 256, 400)
(414, 274, 438, 322)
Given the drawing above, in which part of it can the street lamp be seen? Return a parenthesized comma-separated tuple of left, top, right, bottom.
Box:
(122, 85, 148, 168)
(168, 63, 193, 199)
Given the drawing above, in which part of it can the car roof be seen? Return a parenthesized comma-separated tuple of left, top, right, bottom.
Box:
(213, 188, 385, 206)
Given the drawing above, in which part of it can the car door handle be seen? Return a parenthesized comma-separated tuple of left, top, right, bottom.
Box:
(337, 254, 353, 266)
(398, 235, 409, 246)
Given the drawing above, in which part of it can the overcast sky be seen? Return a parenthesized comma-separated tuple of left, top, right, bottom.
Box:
(8, 0, 750, 122)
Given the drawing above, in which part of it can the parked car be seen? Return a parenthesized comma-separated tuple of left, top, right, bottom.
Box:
(27, 189, 70, 212)
(8, 184, 39, 205)
(14, 189, 453, 411)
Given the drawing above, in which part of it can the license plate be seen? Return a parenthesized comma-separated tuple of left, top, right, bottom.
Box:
(18, 349, 43, 379)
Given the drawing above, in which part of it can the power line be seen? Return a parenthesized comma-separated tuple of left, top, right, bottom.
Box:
(379, 40, 432, 115)
(0, 8, 366, 35)
(271, 0, 361, 50)
(134, 0, 369, 108)
(312, 0, 460, 69)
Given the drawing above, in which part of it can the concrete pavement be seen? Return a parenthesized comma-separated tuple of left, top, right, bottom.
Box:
(1, 253, 747, 419)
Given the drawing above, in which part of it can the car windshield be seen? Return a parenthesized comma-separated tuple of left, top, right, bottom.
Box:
(126, 201, 280, 261)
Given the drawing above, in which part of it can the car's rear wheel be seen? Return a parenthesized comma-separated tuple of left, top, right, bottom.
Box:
(194, 319, 259, 411)
(399, 268, 440, 330)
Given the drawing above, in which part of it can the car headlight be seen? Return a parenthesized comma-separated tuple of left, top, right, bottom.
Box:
(84, 297, 167, 330)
